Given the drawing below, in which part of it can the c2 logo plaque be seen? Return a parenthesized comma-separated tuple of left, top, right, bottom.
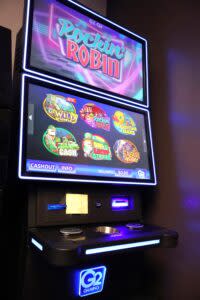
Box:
(79, 266, 107, 297)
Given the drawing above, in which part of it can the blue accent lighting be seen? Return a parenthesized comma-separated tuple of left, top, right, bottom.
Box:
(31, 238, 43, 251)
(111, 196, 134, 211)
(47, 203, 66, 211)
(85, 239, 160, 255)
(78, 266, 107, 297)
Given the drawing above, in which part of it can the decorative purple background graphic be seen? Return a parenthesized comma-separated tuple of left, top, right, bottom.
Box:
(30, 0, 144, 101)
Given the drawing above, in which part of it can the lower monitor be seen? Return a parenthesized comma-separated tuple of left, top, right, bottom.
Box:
(18, 74, 156, 185)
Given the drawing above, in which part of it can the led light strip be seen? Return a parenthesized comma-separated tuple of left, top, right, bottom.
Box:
(85, 239, 160, 255)
(31, 238, 43, 251)
(23, 0, 149, 108)
(112, 202, 129, 208)
(147, 110, 157, 185)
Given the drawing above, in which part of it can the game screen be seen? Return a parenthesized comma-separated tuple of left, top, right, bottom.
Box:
(22, 79, 153, 182)
(28, 0, 146, 104)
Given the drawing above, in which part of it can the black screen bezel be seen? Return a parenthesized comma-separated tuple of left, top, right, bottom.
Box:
(23, 0, 148, 107)
(18, 74, 156, 185)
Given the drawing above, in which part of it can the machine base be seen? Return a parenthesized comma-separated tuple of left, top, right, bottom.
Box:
(29, 223, 178, 266)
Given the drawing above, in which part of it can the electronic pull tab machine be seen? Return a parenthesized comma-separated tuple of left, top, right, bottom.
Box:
(13, 0, 178, 299)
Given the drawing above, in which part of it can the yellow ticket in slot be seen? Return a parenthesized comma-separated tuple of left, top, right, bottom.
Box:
(65, 194, 88, 214)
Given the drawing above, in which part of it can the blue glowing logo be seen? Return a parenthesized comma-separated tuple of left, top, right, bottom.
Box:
(79, 266, 107, 297)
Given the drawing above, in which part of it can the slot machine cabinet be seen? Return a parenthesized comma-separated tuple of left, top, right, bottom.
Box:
(13, 1, 178, 299)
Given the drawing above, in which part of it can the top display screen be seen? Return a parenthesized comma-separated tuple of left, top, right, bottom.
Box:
(23, 0, 148, 107)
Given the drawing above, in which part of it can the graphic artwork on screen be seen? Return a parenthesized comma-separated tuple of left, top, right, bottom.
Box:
(19, 76, 156, 184)
(43, 126, 80, 157)
(80, 103, 110, 131)
(82, 133, 112, 160)
(112, 111, 137, 135)
(26, 0, 147, 105)
(43, 94, 78, 123)
(113, 140, 140, 164)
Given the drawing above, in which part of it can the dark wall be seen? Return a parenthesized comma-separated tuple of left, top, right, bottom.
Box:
(108, 1, 200, 299)
(0, 26, 12, 213)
